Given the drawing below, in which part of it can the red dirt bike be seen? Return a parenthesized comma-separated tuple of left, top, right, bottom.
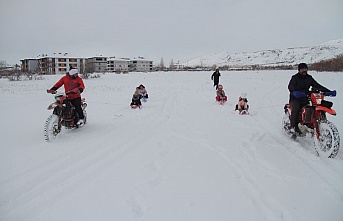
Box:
(44, 91, 87, 142)
(282, 90, 340, 158)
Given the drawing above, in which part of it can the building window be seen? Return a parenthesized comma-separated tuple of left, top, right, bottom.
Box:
(58, 58, 66, 62)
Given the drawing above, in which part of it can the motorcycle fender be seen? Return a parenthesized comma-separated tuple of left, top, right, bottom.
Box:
(47, 103, 57, 110)
(315, 106, 336, 116)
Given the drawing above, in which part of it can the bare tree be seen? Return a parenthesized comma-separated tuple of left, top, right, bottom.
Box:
(159, 57, 165, 71)
(169, 59, 175, 71)
(0, 60, 9, 77)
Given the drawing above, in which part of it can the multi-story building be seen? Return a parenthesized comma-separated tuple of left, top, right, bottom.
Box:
(129, 57, 153, 72)
(21, 55, 153, 74)
(21, 54, 86, 75)
(107, 57, 130, 72)
(21, 58, 38, 73)
(86, 56, 107, 73)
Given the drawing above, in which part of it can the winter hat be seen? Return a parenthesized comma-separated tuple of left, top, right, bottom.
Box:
(240, 93, 247, 99)
(69, 69, 79, 75)
(298, 63, 308, 70)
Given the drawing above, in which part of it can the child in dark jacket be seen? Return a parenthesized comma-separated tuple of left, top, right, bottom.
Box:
(138, 84, 148, 102)
(130, 90, 142, 108)
(235, 93, 249, 114)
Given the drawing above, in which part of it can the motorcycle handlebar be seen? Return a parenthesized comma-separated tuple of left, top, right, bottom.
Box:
(323, 90, 336, 97)
(293, 90, 337, 98)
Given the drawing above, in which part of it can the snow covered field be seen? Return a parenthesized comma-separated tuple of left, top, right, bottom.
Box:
(1, 70, 343, 221)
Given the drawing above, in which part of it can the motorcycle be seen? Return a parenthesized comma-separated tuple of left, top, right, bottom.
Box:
(44, 91, 87, 142)
(282, 90, 340, 158)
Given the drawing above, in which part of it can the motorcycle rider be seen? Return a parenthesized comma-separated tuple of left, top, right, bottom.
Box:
(288, 63, 330, 135)
(47, 68, 85, 126)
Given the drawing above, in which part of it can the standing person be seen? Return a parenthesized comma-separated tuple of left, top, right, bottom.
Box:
(211, 67, 221, 90)
(288, 63, 330, 134)
(215, 84, 227, 103)
(47, 69, 85, 125)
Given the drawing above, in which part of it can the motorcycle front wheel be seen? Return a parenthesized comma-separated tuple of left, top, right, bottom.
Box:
(315, 120, 340, 158)
(44, 114, 60, 142)
(282, 112, 292, 135)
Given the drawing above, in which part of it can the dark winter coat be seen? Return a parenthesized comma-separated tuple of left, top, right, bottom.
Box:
(131, 94, 142, 106)
(211, 71, 220, 83)
(288, 72, 329, 103)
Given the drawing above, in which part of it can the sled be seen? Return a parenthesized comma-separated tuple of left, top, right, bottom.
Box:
(216, 99, 226, 105)
(239, 110, 249, 115)
(131, 105, 141, 109)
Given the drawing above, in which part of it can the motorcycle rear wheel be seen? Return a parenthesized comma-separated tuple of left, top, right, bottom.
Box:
(315, 121, 340, 158)
(44, 114, 60, 142)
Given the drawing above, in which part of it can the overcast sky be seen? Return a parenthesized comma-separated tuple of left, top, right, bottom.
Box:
(1, 0, 343, 65)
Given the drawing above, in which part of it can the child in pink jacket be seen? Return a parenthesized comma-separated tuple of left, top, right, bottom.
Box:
(215, 85, 227, 103)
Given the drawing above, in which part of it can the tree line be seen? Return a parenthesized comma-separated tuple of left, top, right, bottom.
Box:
(310, 54, 343, 72)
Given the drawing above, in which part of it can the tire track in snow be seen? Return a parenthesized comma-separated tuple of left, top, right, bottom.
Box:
(0, 107, 166, 220)
(250, 103, 343, 201)
(164, 127, 295, 221)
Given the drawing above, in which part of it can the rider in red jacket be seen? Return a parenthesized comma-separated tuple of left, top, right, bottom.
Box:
(47, 69, 85, 125)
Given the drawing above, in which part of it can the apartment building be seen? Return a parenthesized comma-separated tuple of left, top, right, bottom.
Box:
(21, 54, 86, 75)
(21, 58, 38, 73)
(86, 56, 107, 73)
(129, 58, 153, 72)
(107, 57, 129, 72)
(21, 55, 153, 74)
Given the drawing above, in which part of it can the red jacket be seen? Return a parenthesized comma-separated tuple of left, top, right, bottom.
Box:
(52, 74, 85, 100)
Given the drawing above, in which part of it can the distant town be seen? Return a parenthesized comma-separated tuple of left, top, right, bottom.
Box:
(21, 54, 154, 75)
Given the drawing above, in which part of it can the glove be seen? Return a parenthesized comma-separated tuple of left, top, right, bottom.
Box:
(47, 89, 56, 94)
(293, 91, 306, 98)
(323, 90, 336, 97)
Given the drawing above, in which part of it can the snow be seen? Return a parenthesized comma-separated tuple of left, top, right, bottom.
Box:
(183, 38, 343, 67)
(1, 70, 343, 221)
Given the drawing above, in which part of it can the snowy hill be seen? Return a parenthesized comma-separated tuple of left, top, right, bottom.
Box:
(183, 39, 343, 68)
(1, 71, 343, 221)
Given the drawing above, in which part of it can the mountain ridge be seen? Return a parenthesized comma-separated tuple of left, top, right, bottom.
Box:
(183, 38, 343, 68)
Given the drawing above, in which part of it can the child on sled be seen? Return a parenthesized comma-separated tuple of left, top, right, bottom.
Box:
(216, 85, 227, 104)
(137, 84, 148, 102)
(235, 93, 249, 114)
(130, 90, 142, 108)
